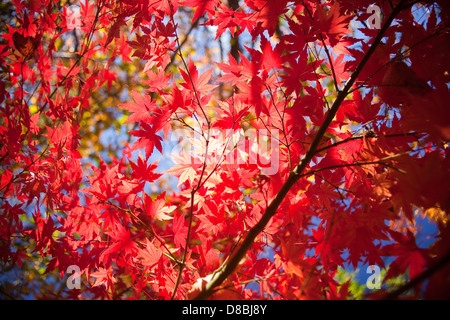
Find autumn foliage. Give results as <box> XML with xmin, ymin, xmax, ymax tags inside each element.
<box><xmin>1</xmin><ymin>0</ymin><xmax>449</xmax><ymax>300</ymax></box>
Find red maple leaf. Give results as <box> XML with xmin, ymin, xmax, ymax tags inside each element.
<box><xmin>382</xmin><ymin>230</ymin><xmax>430</xmax><ymax>280</ymax></box>
<box><xmin>164</xmin><ymin>153</ymin><xmax>202</xmax><ymax>187</ymax></box>
<box><xmin>91</xmin><ymin>267</ymin><xmax>117</xmax><ymax>288</ymax></box>
<box><xmin>195</xmin><ymin>234</ymin><xmax>220</xmax><ymax>270</ymax></box>
<box><xmin>325</xmin><ymin>53</ymin><xmax>349</xmax><ymax>87</ymax></box>
<box><xmin>280</xmin><ymin>52</ymin><xmax>318</xmax><ymax>96</ymax></box>
<box><xmin>180</xmin><ymin>58</ymin><xmax>217</xmax><ymax>95</ymax></box>
<box><xmin>172</xmin><ymin>212</ymin><xmax>188</xmax><ymax>249</ymax></box>
<box><xmin>100</xmin><ymin>224</ymin><xmax>138</xmax><ymax>266</ymax></box>
<box><xmin>182</xmin><ymin>0</ymin><xmax>218</xmax><ymax>22</ymax></box>
<box><xmin>213</xmin><ymin>96</ymin><xmax>250</xmax><ymax>130</ymax></box>
<box><xmin>315</xmin><ymin>2</ymin><xmax>352</xmax><ymax>48</ymax></box>
<box><xmin>260</xmin><ymin>37</ymin><xmax>282</xmax><ymax>71</ymax></box>
<box><xmin>245</xmin><ymin>0</ymin><xmax>289</xmax><ymax>35</ymax></box>
<box><xmin>139</xmin><ymin>239</ymin><xmax>162</xmax><ymax>270</ymax></box>
<box><xmin>144</xmin><ymin>192</ymin><xmax>176</xmax><ymax>221</ymax></box>
<box><xmin>129</xmin><ymin>122</ymin><xmax>163</xmax><ymax>159</ymax></box>
<box><xmin>144</xmin><ymin>68</ymin><xmax>171</xmax><ymax>93</ymax></box>
<box><xmin>120</xmin><ymin>90</ymin><xmax>156</xmax><ymax>124</ymax></box>
<box><xmin>129</xmin><ymin>152</ymin><xmax>162</xmax><ymax>182</ymax></box>
<box><xmin>216</xmin><ymin>52</ymin><xmax>243</xmax><ymax>86</ymax></box>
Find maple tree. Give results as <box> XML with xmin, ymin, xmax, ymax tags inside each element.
<box><xmin>1</xmin><ymin>0</ymin><xmax>449</xmax><ymax>300</ymax></box>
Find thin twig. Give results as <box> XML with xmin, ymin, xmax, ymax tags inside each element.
<box><xmin>168</xmin><ymin>2</ymin><xmax>213</xmax><ymax>299</ymax></box>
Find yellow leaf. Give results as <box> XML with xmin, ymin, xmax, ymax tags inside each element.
<box><xmin>425</xmin><ymin>206</ymin><xmax>448</xmax><ymax>225</ymax></box>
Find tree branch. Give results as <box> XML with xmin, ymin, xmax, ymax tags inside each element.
<box><xmin>314</xmin><ymin>131</ymin><xmax>423</xmax><ymax>155</ymax></box>
<box><xmin>193</xmin><ymin>1</ymin><xmax>407</xmax><ymax>300</ymax></box>
<box><xmin>382</xmin><ymin>251</ymin><xmax>450</xmax><ymax>300</ymax></box>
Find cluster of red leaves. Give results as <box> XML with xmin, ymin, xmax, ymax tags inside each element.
<box><xmin>1</xmin><ymin>0</ymin><xmax>449</xmax><ymax>300</ymax></box>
